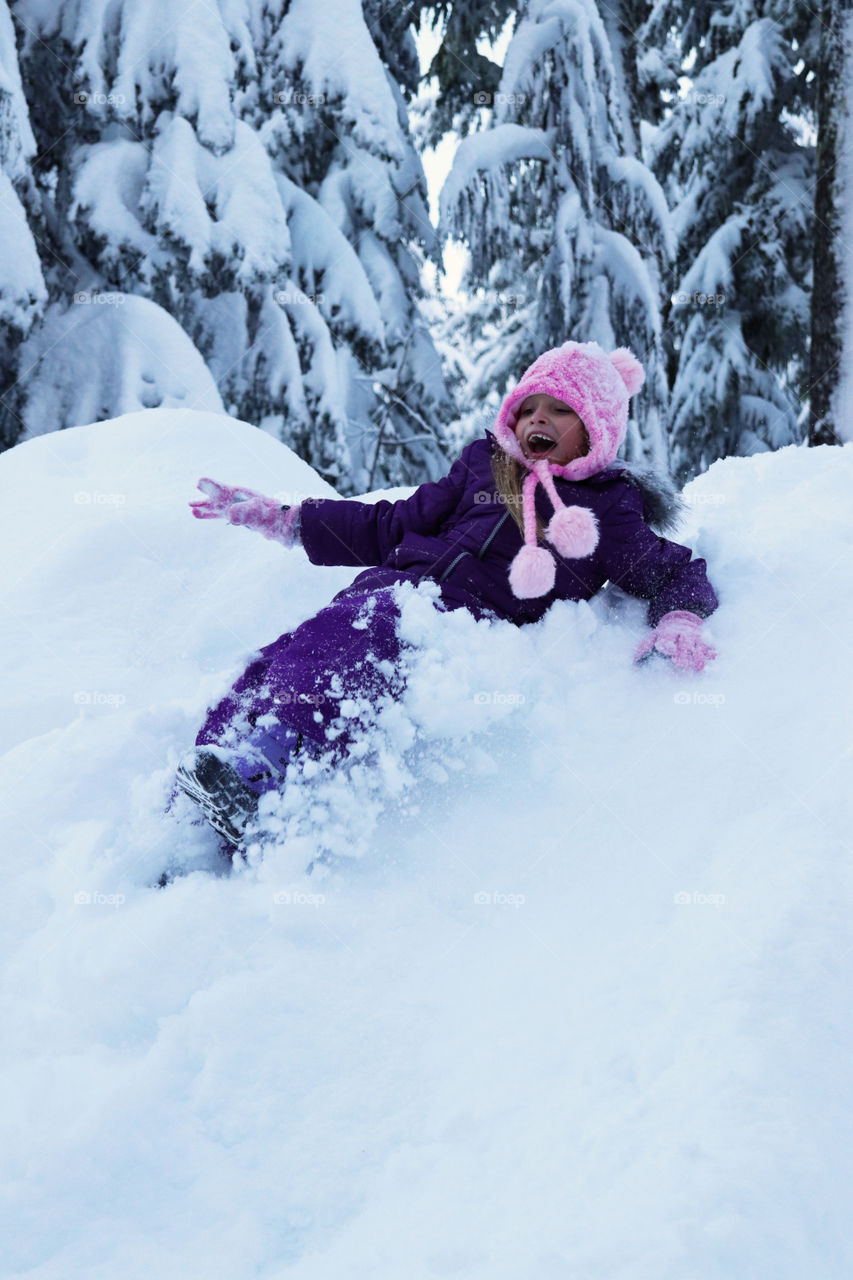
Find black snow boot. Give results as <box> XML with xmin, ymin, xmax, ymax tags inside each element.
<box><xmin>173</xmin><ymin>747</ymin><xmax>265</xmax><ymax>847</ymax></box>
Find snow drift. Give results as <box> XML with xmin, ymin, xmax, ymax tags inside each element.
<box><xmin>1</xmin><ymin>408</ymin><xmax>852</xmax><ymax>1278</ymax></box>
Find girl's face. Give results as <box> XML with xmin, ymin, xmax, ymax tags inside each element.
<box><xmin>513</xmin><ymin>394</ymin><xmax>589</xmax><ymax>465</ymax></box>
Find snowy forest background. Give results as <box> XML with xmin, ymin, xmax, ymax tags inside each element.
<box><xmin>0</xmin><ymin>0</ymin><xmax>849</xmax><ymax>493</ymax></box>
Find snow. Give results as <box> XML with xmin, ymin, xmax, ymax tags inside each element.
<box><xmin>719</xmin><ymin>19</ymin><xmax>786</xmax><ymax>133</ymax></box>
<box><xmin>0</xmin><ymin>169</ymin><xmax>47</xmax><ymax>328</ymax></box>
<box><xmin>274</xmin><ymin>0</ymin><xmax>408</xmax><ymax>161</ymax></box>
<box><xmin>276</xmin><ymin>172</ymin><xmax>384</xmax><ymax>343</ymax></box>
<box><xmin>499</xmin><ymin>14</ymin><xmax>567</xmax><ymax>91</ymax></box>
<box><xmin>69</xmin><ymin>139</ymin><xmax>158</xmax><ymax>262</ymax></box>
<box><xmin>596</xmin><ymin>226</ymin><xmax>664</xmax><ymax>326</ymax></box>
<box><xmin>500</xmin><ymin>0</ymin><xmax>611</xmax><ymax>104</ymax></box>
<box><xmin>0</xmin><ymin>1</ymin><xmax>36</xmax><ymax>180</ymax></box>
<box><xmin>142</xmin><ymin>115</ymin><xmax>290</xmax><ymax>285</ymax></box>
<box><xmin>21</xmin><ymin>0</ymin><xmax>245</xmax><ymax>151</ymax></box>
<box><xmin>676</xmin><ymin>214</ymin><xmax>748</xmax><ymax>298</ymax></box>
<box><xmin>604</xmin><ymin>153</ymin><xmax>676</xmax><ymax>258</ymax></box>
<box><xmin>2</xmin><ymin>408</ymin><xmax>853</xmax><ymax>1274</ymax></box>
<box><xmin>0</xmin><ymin>1</ymin><xmax>47</xmax><ymax>332</ymax></box>
<box><xmin>438</xmin><ymin>124</ymin><xmax>554</xmax><ymax>227</ymax></box>
<box><xmin>15</xmin><ymin>297</ymin><xmax>225</xmax><ymax>439</ymax></box>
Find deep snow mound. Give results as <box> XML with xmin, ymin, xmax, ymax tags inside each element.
<box><xmin>1</xmin><ymin>413</ymin><xmax>853</xmax><ymax>1279</ymax></box>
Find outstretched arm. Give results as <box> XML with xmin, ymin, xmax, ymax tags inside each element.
<box><xmin>595</xmin><ymin>481</ymin><xmax>718</xmax><ymax>671</ymax></box>
<box><xmin>188</xmin><ymin>441</ymin><xmax>477</xmax><ymax>567</ymax></box>
<box><xmin>297</xmin><ymin>444</ymin><xmax>476</xmax><ymax>568</ymax></box>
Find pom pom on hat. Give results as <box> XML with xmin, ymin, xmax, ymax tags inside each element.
<box><xmin>609</xmin><ymin>347</ymin><xmax>645</xmax><ymax>397</ymax></box>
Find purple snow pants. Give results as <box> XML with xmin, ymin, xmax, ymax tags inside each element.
<box><xmin>194</xmin><ymin>565</ymin><xmax>501</xmax><ymax>764</ymax></box>
<box><xmin>195</xmin><ymin>582</ymin><xmax>408</xmax><ymax>761</ymax></box>
<box><xmin>194</xmin><ymin>569</ymin><xmax>500</xmax><ymax>763</ymax></box>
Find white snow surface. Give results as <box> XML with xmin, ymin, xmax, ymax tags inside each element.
<box><xmin>2</xmin><ymin>408</ymin><xmax>853</xmax><ymax>1277</ymax></box>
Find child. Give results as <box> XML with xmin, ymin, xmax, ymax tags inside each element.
<box><xmin>174</xmin><ymin>341</ymin><xmax>718</xmax><ymax>846</ymax></box>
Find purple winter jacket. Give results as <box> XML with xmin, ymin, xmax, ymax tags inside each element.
<box><xmin>298</xmin><ymin>431</ymin><xmax>718</xmax><ymax>628</ymax></box>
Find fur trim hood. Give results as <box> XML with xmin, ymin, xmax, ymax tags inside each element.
<box><xmin>602</xmin><ymin>461</ymin><xmax>686</xmax><ymax>535</ymax></box>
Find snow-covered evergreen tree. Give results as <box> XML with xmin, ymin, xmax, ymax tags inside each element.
<box><xmin>421</xmin><ymin>0</ymin><xmax>514</xmax><ymax>147</ymax></box>
<box><xmin>7</xmin><ymin>0</ymin><xmax>453</xmax><ymax>491</ymax></box>
<box><xmin>0</xmin><ymin>0</ymin><xmax>46</xmax><ymax>446</ymax></box>
<box><xmin>436</xmin><ymin>0</ymin><xmax>673</xmax><ymax>471</ymax></box>
<box><xmin>641</xmin><ymin>0</ymin><xmax>816</xmax><ymax>480</ymax></box>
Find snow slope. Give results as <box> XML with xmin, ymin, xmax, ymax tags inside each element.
<box><xmin>1</xmin><ymin>409</ymin><xmax>852</xmax><ymax>1278</ymax></box>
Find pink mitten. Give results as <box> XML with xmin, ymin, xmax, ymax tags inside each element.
<box><xmin>634</xmin><ymin>610</ymin><xmax>717</xmax><ymax>673</ymax></box>
<box><xmin>226</xmin><ymin>495</ymin><xmax>301</xmax><ymax>548</ymax></box>
<box><xmin>189</xmin><ymin>478</ymin><xmax>301</xmax><ymax>548</ymax></box>
<box><xmin>189</xmin><ymin>477</ymin><xmax>265</xmax><ymax>519</ymax></box>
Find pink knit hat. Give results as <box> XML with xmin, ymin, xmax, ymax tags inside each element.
<box><xmin>492</xmin><ymin>340</ymin><xmax>646</xmax><ymax>598</ymax></box>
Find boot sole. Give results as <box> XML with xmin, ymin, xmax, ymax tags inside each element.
<box><xmin>174</xmin><ymin>751</ymin><xmax>261</xmax><ymax>847</ymax></box>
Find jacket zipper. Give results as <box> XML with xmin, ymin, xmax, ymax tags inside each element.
<box><xmin>477</xmin><ymin>510</ymin><xmax>510</xmax><ymax>559</ymax></box>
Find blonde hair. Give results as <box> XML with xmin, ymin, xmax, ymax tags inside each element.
<box><xmin>490</xmin><ymin>449</ymin><xmax>545</xmax><ymax>541</ymax></box>
<box><xmin>490</xmin><ymin>426</ymin><xmax>590</xmax><ymax>543</ymax></box>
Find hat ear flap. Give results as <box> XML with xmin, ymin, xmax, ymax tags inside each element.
<box><xmin>609</xmin><ymin>348</ymin><xmax>645</xmax><ymax>397</ymax></box>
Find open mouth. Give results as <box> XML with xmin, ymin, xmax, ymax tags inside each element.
<box><xmin>525</xmin><ymin>431</ymin><xmax>557</xmax><ymax>456</ymax></box>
